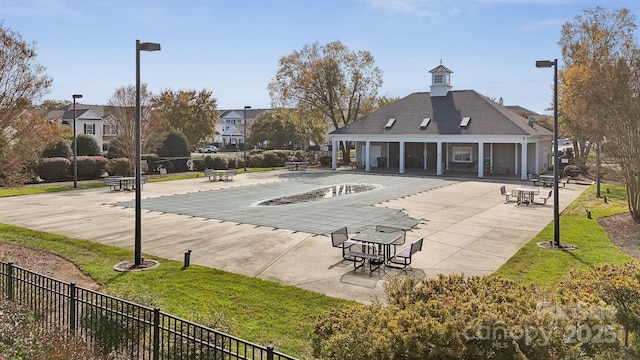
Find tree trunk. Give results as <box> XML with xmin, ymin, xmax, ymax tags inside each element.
<box><xmin>626</xmin><ymin>173</ymin><xmax>640</xmax><ymax>224</ymax></box>
<box><xmin>340</xmin><ymin>141</ymin><xmax>351</xmax><ymax>164</ymax></box>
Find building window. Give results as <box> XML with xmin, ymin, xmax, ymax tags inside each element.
<box><xmin>84</xmin><ymin>124</ymin><xmax>95</xmax><ymax>135</ymax></box>
<box><xmin>434</xmin><ymin>74</ymin><xmax>443</xmax><ymax>84</ymax></box>
<box><xmin>103</xmin><ymin>124</ymin><xmax>119</xmax><ymax>135</ymax></box>
<box><xmin>452</xmin><ymin>146</ymin><xmax>472</xmax><ymax>163</ymax></box>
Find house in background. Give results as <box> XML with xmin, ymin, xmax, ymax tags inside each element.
<box><xmin>47</xmin><ymin>105</ymin><xmax>105</xmax><ymax>152</ymax></box>
<box><xmin>329</xmin><ymin>64</ymin><xmax>553</xmax><ymax>180</ymax></box>
<box><xmin>217</xmin><ymin>108</ymin><xmax>270</xmax><ymax>148</ymax></box>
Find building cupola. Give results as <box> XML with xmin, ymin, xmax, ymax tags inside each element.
<box><xmin>429</xmin><ymin>63</ymin><xmax>453</xmax><ymax>97</ymax></box>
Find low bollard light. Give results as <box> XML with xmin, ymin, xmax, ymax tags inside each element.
<box><xmin>184</xmin><ymin>249</ymin><xmax>192</xmax><ymax>268</ymax></box>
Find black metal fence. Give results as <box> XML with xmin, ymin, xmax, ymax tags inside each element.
<box><xmin>0</xmin><ymin>261</ymin><xmax>298</xmax><ymax>360</ymax></box>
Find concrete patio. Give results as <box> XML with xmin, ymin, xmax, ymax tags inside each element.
<box><xmin>0</xmin><ymin>169</ymin><xmax>586</xmax><ymax>303</ymax></box>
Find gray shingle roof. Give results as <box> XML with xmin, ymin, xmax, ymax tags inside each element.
<box><xmin>331</xmin><ymin>90</ymin><xmax>551</xmax><ymax>137</ymax></box>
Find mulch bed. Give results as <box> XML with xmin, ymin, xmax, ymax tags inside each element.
<box><xmin>599</xmin><ymin>212</ymin><xmax>640</xmax><ymax>261</ymax></box>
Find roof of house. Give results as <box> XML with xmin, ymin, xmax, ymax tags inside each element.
<box><xmin>331</xmin><ymin>90</ymin><xmax>552</xmax><ymax>137</ymax></box>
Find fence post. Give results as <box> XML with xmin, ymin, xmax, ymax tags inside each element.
<box><xmin>267</xmin><ymin>344</ymin><xmax>274</xmax><ymax>360</ymax></box>
<box><xmin>153</xmin><ymin>308</ymin><xmax>160</xmax><ymax>360</ymax></box>
<box><xmin>69</xmin><ymin>283</ymin><xmax>76</xmax><ymax>332</ymax></box>
<box><xmin>6</xmin><ymin>262</ymin><xmax>13</xmax><ymax>301</ymax></box>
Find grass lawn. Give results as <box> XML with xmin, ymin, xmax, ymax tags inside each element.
<box><xmin>495</xmin><ymin>183</ymin><xmax>635</xmax><ymax>286</ymax></box>
<box><xmin>0</xmin><ymin>168</ymin><xmax>283</xmax><ymax>197</ymax></box>
<box><xmin>0</xmin><ymin>224</ymin><xmax>351</xmax><ymax>357</ymax></box>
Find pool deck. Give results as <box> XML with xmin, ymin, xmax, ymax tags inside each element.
<box><xmin>0</xmin><ymin>169</ymin><xmax>586</xmax><ymax>303</ymax></box>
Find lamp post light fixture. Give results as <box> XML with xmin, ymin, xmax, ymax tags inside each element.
<box><xmin>243</xmin><ymin>105</ymin><xmax>251</xmax><ymax>171</ymax></box>
<box><xmin>536</xmin><ymin>59</ymin><xmax>560</xmax><ymax>247</ymax></box>
<box><xmin>135</xmin><ymin>40</ymin><xmax>161</xmax><ymax>267</ymax></box>
<box><xmin>72</xmin><ymin>94</ymin><xmax>82</xmax><ymax>188</ymax></box>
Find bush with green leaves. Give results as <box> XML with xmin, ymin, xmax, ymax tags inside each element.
<box><xmin>262</xmin><ymin>152</ymin><xmax>281</xmax><ymax>168</ymax></box>
<box><xmin>210</xmin><ymin>156</ymin><xmax>227</xmax><ymax>169</ymax></box>
<box><xmin>192</xmin><ymin>158</ymin><xmax>206</xmax><ymax>171</ymax></box>
<box><xmin>105</xmin><ymin>158</ymin><xmax>132</xmax><ymax>176</ymax></box>
<box><xmin>319</xmin><ymin>155</ymin><xmax>332</xmax><ymax>166</ymax></box>
<box><xmin>75</xmin><ymin>156</ymin><xmax>109</xmax><ymax>179</ymax></box>
<box><xmin>564</xmin><ymin>164</ymin><xmax>582</xmax><ymax>177</ymax></box>
<box><xmin>42</xmin><ymin>139</ymin><xmax>72</xmax><ymax>158</ymax></box>
<box><xmin>312</xmin><ymin>273</ymin><xmax>628</xmax><ymax>359</ymax></box>
<box><xmin>157</xmin><ymin>129</ymin><xmax>190</xmax><ymax>157</ymax></box>
<box><xmin>73</xmin><ymin>134</ymin><xmax>101</xmax><ymax>156</ymax></box>
<box><xmin>227</xmin><ymin>157</ymin><xmax>238</xmax><ymax>169</ymax></box>
<box><xmin>37</xmin><ymin>157</ymin><xmax>71</xmax><ymax>181</ymax></box>
<box><xmin>106</xmin><ymin>136</ymin><xmax>127</xmax><ymax>159</ymax></box>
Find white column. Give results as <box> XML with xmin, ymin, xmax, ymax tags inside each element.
<box><xmin>521</xmin><ymin>138</ymin><xmax>528</xmax><ymax>180</ymax></box>
<box><xmin>436</xmin><ymin>141</ymin><xmax>443</xmax><ymax>176</ymax></box>
<box><xmin>513</xmin><ymin>143</ymin><xmax>519</xmax><ymax>175</ymax></box>
<box><xmin>331</xmin><ymin>139</ymin><xmax>337</xmax><ymax>170</ymax></box>
<box><xmin>478</xmin><ymin>142</ymin><xmax>484</xmax><ymax>178</ymax></box>
<box><xmin>365</xmin><ymin>141</ymin><xmax>371</xmax><ymax>172</ymax></box>
<box><xmin>534</xmin><ymin>140</ymin><xmax>540</xmax><ymax>175</ymax></box>
<box><xmin>399</xmin><ymin>141</ymin><xmax>405</xmax><ymax>174</ymax></box>
<box><xmin>423</xmin><ymin>142</ymin><xmax>427</xmax><ymax>170</ymax></box>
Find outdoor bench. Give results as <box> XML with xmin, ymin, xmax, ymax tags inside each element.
<box><xmin>448</xmin><ymin>161</ymin><xmax>477</xmax><ymax>172</ymax></box>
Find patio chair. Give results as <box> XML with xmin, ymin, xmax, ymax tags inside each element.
<box><xmin>537</xmin><ymin>190</ymin><xmax>553</xmax><ymax>205</ymax></box>
<box><xmin>500</xmin><ymin>185</ymin><xmax>512</xmax><ymax>202</ymax></box>
<box><xmin>331</xmin><ymin>227</ymin><xmax>358</xmax><ymax>261</ymax></box>
<box><xmin>375</xmin><ymin>225</ymin><xmax>406</xmax><ymax>257</ymax></box>
<box><xmin>388</xmin><ymin>238</ymin><xmax>423</xmax><ymax>270</ymax></box>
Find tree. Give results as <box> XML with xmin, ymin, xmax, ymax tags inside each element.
<box><xmin>558</xmin><ymin>6</ymin><xmax>637</xmax><ymax>166</ymax></box>
<box><xmin>268</xmin><ymin>40</ymin><xmax>383</xmax><ymax>163</ymax></box>
<box><xmin>157</xmin><ymin>129</ymin><xmax>190</xmax><ymax>157</ymax></box>
<box><xmin>559</xmin><ymin>6</ymin><xmax>640</xmax><ymax>222</ymax></box>
<box><xmin>152</xmin><ymin>89</ymin><xmax>218</xmax><ymax>147</ymax></box>
<box><xmin>104</xmin><ymin>84</ymin><xmax>167</xmax><ymax>173</ymax></box>
<box><xmin>72</xmin><ymin>134</ymin><xmax>101</xmax><ymax>156</ymax></box>
<box><xmin>247</xmin><ymin>110</ymin><xmax>298</xmax><ymax>149</ymax></box>
<box><xmin>0</xmin><ymin>23</ymin><xmax>59</xmax><ymax>187</ymax></box>
<box><xmin>596</xmin><ymin>53</ymin><xmax>640</xmax><ymax>222</ymax></box>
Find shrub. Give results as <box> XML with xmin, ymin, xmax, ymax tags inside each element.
<box><xmin>42</xmin><ymin>139</ymin><xmax>72</xmax><ymax>158</ymax></box>
<box><xmin>106</xmin><ymin>136</ymin><xmax>127</xmax><ymax>159</ymax></box>
<box><xmin>306</xmin><ymin>145</ymin><xmax>320</xmax><ymax>151</ymax></box>
<box><xmin>73</xmin><ymin>134</ymin><xmax>101</xmax><ymax>156</ymax></box>
<box><xmin>157</xmin><ymin>129</ymin><xmax>190</xmax><ymax>157</ymax></box>
<box><xmin>210</xmin><ymin>156</ymin><xmax>227</xmax><ymax>169</ymax></box>
<box><xmin>227</xmin><ymin>157</ymin><xmax>238</xmax><ymax>169</ymax></box>
<box><xmin>225</xmin><ymin>143</ymin><xmax>238</xmax><ymax>150</ymax></box>
<box><xmin>262</xmin><ymin>152</ymin><xmax>281</xmax><ymax>168</ymax></box>
<box><xmin>143</xmin><ymin>154</ymin><xmax>160</xmax><ymax>174</ymax></box>
<box><xmin>76</xmin><ymin>156</ymin><xmax>109</xmax><ymax>179</ymax></box>
<box><xmin>203</xmin><ymin>156</ymin><xmax>216</xmax><ymax>169</ymax></box>
<box><xmin>106</xmin><ymin>158</ymin><xmax>132</xmax><ymax>176</ymax></box>
<box><xmin>319</xmin><ymin>155</ymin><xmax>332</xmax><ymax>166</ymax></box>
<box><xmin>38</xmin><ymin>157</ymin><xmax>71</xmax><ymax>181</ymax></box>
<box><xmin>192</xmin><ymin>158</ymin><xmax>206</xmax><ymax>171</ymax></box>
<box><xmin>564</xmin><ymin>164</ymin><xmax>582</xmax><ymax>177</ymax></box>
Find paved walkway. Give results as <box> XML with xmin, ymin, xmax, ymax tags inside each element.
<box><xmin>0</xmin><ymin>170</ymin><xmax>586</xmax><ymax>303</ymax></box>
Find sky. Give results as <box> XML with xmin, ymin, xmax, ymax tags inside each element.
<box><xmin>2</xmin><ymin>0</ymin><xmax>640</xmax><ymax>115</ymax></box>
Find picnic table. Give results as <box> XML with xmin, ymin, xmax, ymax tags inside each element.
<box><xmin>204</xmin><ymin>169</ymin><xmax>237</xmax><ymax>182</ymax></box>
<box><xmin>284</xmin><ymin>161</ymin><xmax>309</xmax><ymax>171</ymax></box>
<box><xmin>349</xmin><ymin>229</ymin><xmax>402</xmax><ymax>271</ymax></box>
<box><xmin>513</xmin><ymin>187</ymin><xmax>539</xmax><ymax>206</ymax></box>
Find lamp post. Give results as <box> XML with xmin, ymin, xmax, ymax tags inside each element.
<box><xmin>536</xmin><ymin>59</ymin><xmax>560</xmax><ymax>247</ymax></box>
<box><xmin>135</xmin><ymin>40</ymin><xmax>161</xmax><ymax>266</ymax></box>
<box><xmin>243</xmin><ymin>105</ymin><xmax>251</xmax><ymax>171</ymax></box>
<box><xmin>72</xmin><ymin>94</ymin><xmax>82</xmax><ymax>188</ymax></box>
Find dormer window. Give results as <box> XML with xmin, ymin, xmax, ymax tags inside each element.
<box><xmin>434</xmin><ymin>74</ymin><xmax>443</xmax><ymax>84</ymax></box>
<box><xmin>420</xmin><ymin>117</ymin><xmax>431</xmax><ymax>130</ymax></box>
<box><xmin>384</xmin><ymin>118</ymin><xmax>396</xmax><ymax>129</ymax></box>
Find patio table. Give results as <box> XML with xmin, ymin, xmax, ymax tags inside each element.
<box><xmin>513</xmin><ymin>187</ymin><xmax>539</xmax><ymax>206</ymax></box>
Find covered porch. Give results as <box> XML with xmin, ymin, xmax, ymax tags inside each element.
<box><xmin>330</xmin><ymin>136</ymin><xmax>552</xmax><ymax>181</ymax></box>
